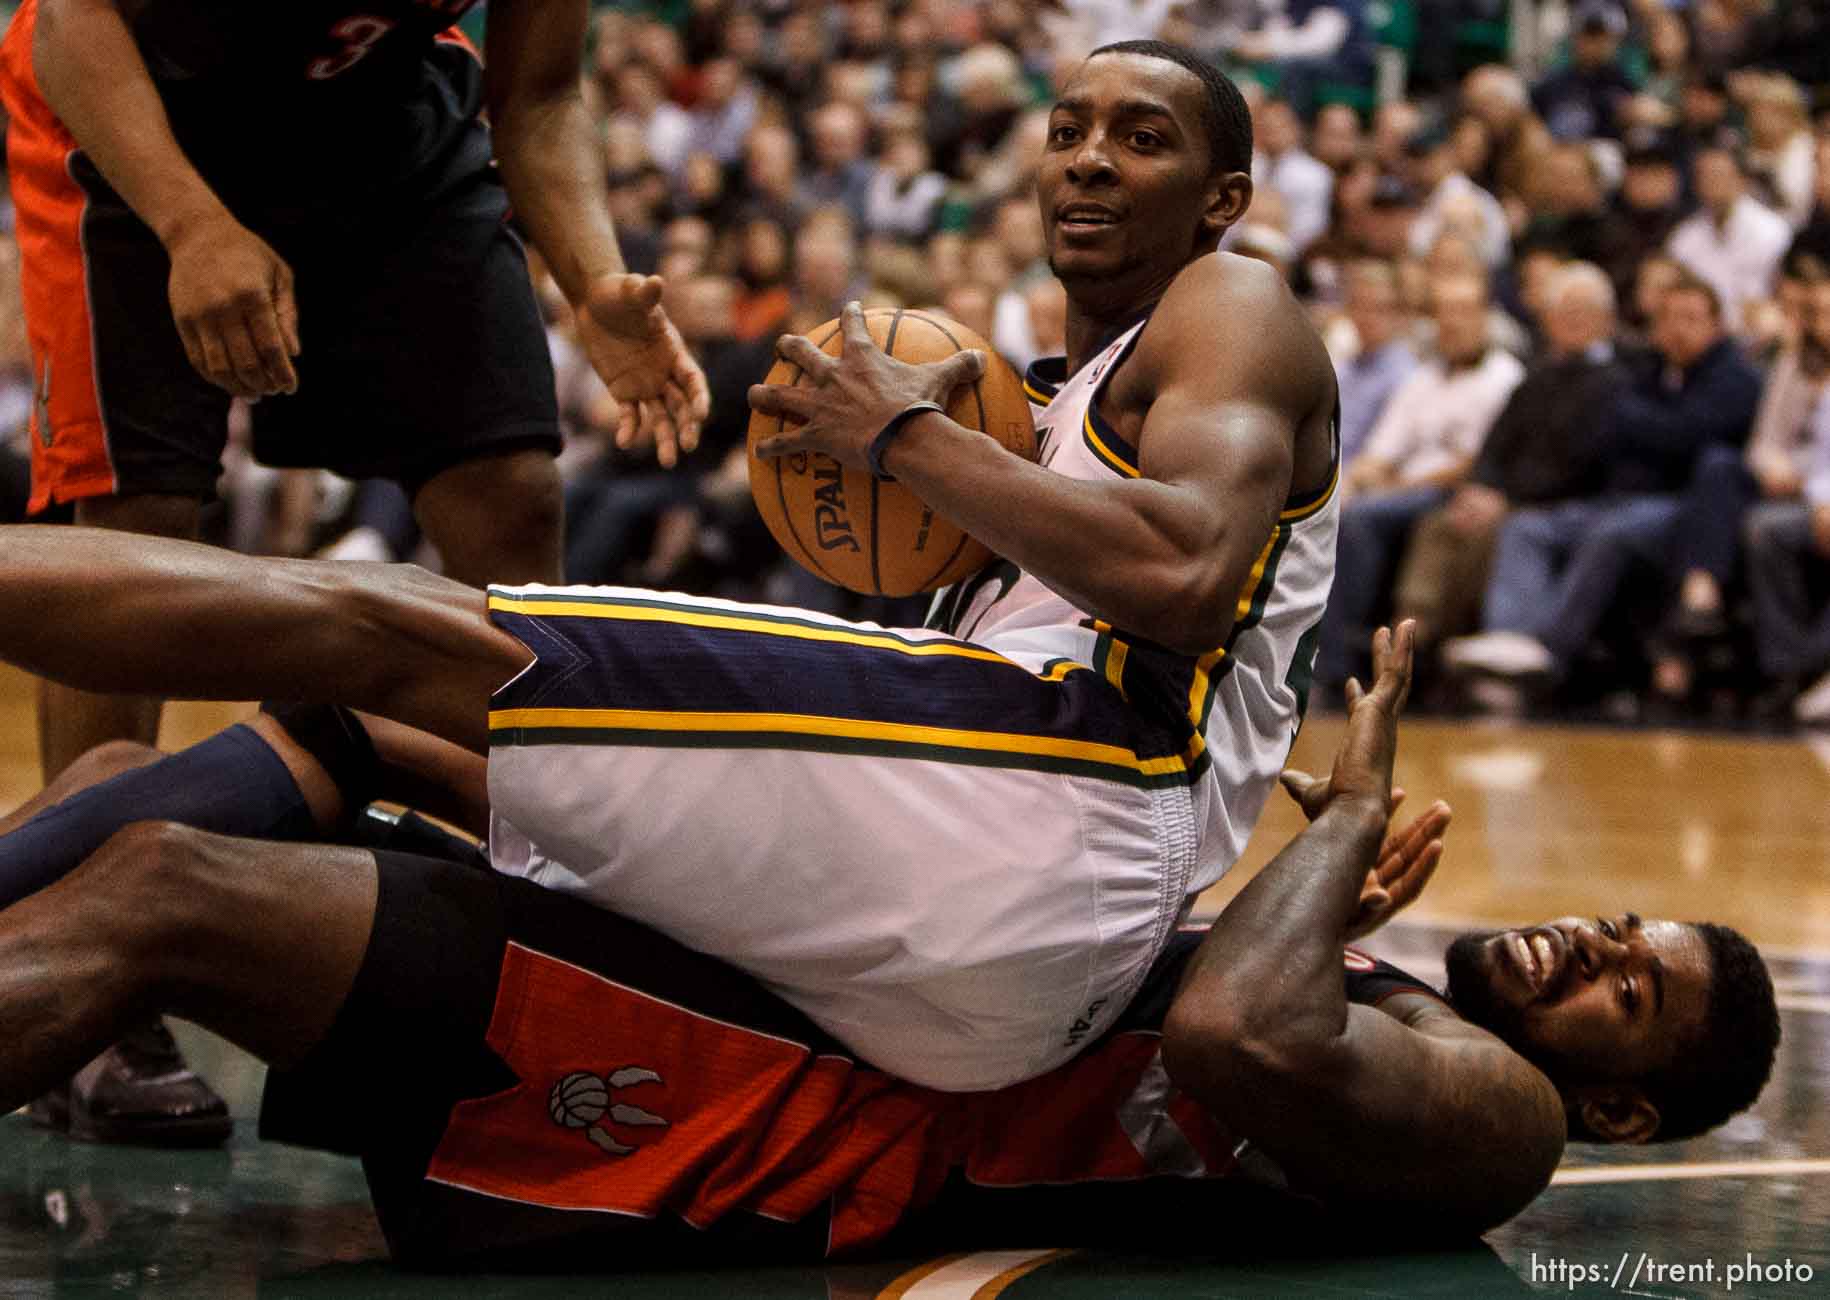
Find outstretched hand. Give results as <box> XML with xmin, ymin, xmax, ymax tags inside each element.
<box><xmin>577</xmin><ymin>273</ymin><xmax>712</xmax><ymax>469</ymax></box>
<box><xmin>1278</xmin><ymin>622</ymin><xmax>1440</xmax><ymax>938</ymax></box>
<box><xmin>748</xmin><ymin>301</ymin><xmax>986</xmax><ymax>473</ymax></box>
<box><xmin>1278</xmin><ymin>620</ymin><xmax>1414</xmax><ymax>820</ymax></box>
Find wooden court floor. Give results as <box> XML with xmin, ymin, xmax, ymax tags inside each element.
<box><xmin>0</xmin><ymin>665</ymin><xmax>1826</xmax><ymax>1296</ymax></box>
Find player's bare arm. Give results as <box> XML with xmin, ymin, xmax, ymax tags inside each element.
<box><xmin>0</xmin><ymin>525</ymin><xmax>528</xmax><ymax>754</ymax></box>
<box><xmin>34</xmin><ymin>0</ymin><xmax>298</xmax><ymax>398</ymax></box>
<box><xmin>751</xmin><ymin>259</ymin><xmax>1330</xmax><ymax>655</ymax></box>
<box><xmin>1161</xmin><ymin>624</ymin><xmax>1567</xmax><ymax>1231</ymax></box>
<box><xmin>484</xmin><ymin>0</ymin><xmax>709</xmax><ymax>466</ymax></box>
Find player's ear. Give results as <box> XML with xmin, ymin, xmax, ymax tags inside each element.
<box><xmin>1570</xmin><ymin>1086</ymin><xmax>1660</xmax><ymax>1144</ymax></box>
<box><xmin>1204</xmin><ymin>171</ymin><xmax>1253</xmax><ymax>240</ymax></box>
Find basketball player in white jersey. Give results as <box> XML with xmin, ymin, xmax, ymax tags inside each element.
<box><xmin>0</xmin><ymin>42</ymin><xmax>1337</xmax><ymax>1093</ymax></box>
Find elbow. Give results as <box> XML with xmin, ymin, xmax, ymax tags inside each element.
<box><xmin>1138</xmin><ymin>564</ymin><xmax>1235</xmax><ymax>655</ymax></box>
<box><xmin>1161</xmin><ymin>1000</ymin><xmax>1336</xmax><ymax>1105</ymax></box>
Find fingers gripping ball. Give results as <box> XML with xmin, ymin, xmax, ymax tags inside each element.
<box><xmin>549</xmin><ymin>1071</ymin><xmax>609</xmax><ymax>1128</ymax></box>
<box><xmin>748</xmin><ymin>310</ymin><xmax>1036</xmax><ymax>595</ymax></box>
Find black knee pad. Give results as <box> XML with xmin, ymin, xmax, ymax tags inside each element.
<box><xmin>259</xmin><ymin>702</ymin><xmax>382</xmax><ymax>811</ymax></box>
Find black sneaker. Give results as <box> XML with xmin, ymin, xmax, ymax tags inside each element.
<box><xmin>28</xmin><ymin>1020</ymin><xmax>232</xmax><ymax>1147</ymax></box>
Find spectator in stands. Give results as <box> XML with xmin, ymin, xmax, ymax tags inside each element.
<box><xmin>741</xmin><ymin>123</ymin><xmax>807</xmax><ymax>230</ymax></box>
<box><xmin>1532</xmin><ymin>0</ymin><xmax>1636</xmax><ymax>141</ymax></box>
<box><xmin>1231</xmin><ymin>0</ymin><xmax>1377</xmax><ymax>114</ymax></box>
<box><xmin>787</xmin><ymin>208</ymin><xmax>862</xmax><ymax>334</ymax></box>
<box><xmin>1371</xmin><ymin>99</ymin><xmax>1422</xmax><ymax>172</ymax></box>
<box><xmin>685</xmin><ymin>56</ymin><xmax>760</xmax><ymax>167</ymax></box>
<box><xmin>1310</xmin><ymin>103</ymin><xmax>1364</xmax><ymax>172</ymax></box>
<box><xmin>1253</xmin><ymin>98</ymin><xmax>1335</xmax><ymax>253</ymax></box>
<box><xmin>1297</xmin><ymin>158</ymin><xmax>1383</xmax><ymax>302</ymax></box>
<box><xmin>802</xmin><ymin>100</ymin><xmax>878</xmax><ymax>229</ymax></box>
<box><xmin>1597</xmin><ymin>129</ymin><xmax>1689</xmax><ymax>304</ymax></box>
<box><xmin>1394</xmin><ymin>262</ymin><xmax>1629</xmax><ymax>660</ymax></box>
<box><xmin>1317</xmin><ymin>272</ymin><xmax>1525</xmax><ymax>691</ymax></box>
<box><xmin>1407</xmin><ymin>123</ymin><xmax>1511</xmax><ymax>267</ymax></box>
<box><xmin>731</xmin><ymin>215</ymin><xmax>793</xmax><ymax>343</ymax></box>
<box><xmin>1334</xmin><ymin>260</ymin><xmax>1420</xmax><ymax>464</ymax></box>
<box><xmin>1656</xmin><ymin>263</ymin><xmax>1830</xmax><ymax>701</ymax></box>
<box><xmin>1739</xmin><ymin>73</ymin><xmax>1817</xmax><ymax>229</ymax></box>
<box><xmin>1521</xmin><ymin>143</ymin><xmax>1613</xmax><ymax>270</ymax></box>
<box><xmin>862</xmin><ymin>120</ymin><xmax>948</xmax><ymax>243</ymax></box>
<box><xmin>1792</xmin><ymin>137</ymin><xmax>1830</xmax><ymax>266</ymax></box>
<box><xmin>1677</xmin><ymin>72</ymin><xmax>1735</xmax><ymax>165</ymax></box>
<box><xmin>1744</xmin><ymin>306</ymin><xmax>1830</xmax><ymax>720</ymax></box>
<box><xmin>756</xmin><ymin>8</ymin><xmax>828</xmax><ymax>122</ymax></box>
<box><xmin>1460</xmin><ymin>64</ymin><xmax>1552</xmax><ymax>201</ymax></box>
<box><xmin>613</xmin><ymin>60</ymin><xmax>694</xmax><ymax>181</ymax></box>
<box><xmin>1445</xmin><ymin>273</ymin><xmax>1761</xmax><ymax>694</ymax></box>
<box><xmin>1668</xmin><ymin>144</ymin><xmax>1793</xmax><ymax>333</ymax></box>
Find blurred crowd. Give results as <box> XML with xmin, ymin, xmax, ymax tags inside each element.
<box><xmin>0</xmin><ymin>0</ymin><xmax>1828</xmax><ymax>724</ymax></box>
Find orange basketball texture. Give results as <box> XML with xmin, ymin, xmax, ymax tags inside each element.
<box><xmin>747</xmin><ymin>310</ymin><xmax>1036</xmax><ymax>596</ymax></box>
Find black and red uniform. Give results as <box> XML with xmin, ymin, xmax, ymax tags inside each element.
<box><xmin>0</xmin><ymin>0</ymin><xmax>558</xmax><ymax>510</ymax></box>
<box><xmin>264</xmin><ymin>820</ymin><xmax>1450</xmax><ymax>1268</ymax></box>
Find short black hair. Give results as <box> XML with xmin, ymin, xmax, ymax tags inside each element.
<box><xmin>1085</xmin><ymin>40</ymin><xmax>1253</xmax><ymax>177</ymax></box>
<box><xmin>1640</xmin><ymin>923</ymin><xmax>1780</xmax><ymax>1142</ymax></box>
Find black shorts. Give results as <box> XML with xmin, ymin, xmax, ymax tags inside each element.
<box><xmin>7</xmin><ymin>39</ymin><xmax>558</xmax><ymax>509</ymax></box>
<box><xmin>259</xmin><ymin>817</ymin><xmax>1321</xmax><ymax>1269</ymax></box>
<box><xmin>259</xmin><ymin>823</ymin><xmax>839</xmax><ymax>1270</ymax></box>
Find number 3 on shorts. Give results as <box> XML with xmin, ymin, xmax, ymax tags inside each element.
<box><xmin>307</xmin><ymin>15</ymin><xmax>396</xmax><ymax>80</ymax></box>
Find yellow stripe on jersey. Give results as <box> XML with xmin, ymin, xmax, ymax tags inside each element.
<box><xmin>1023</xmin><ymin>380</ymin><xmax>1055</xmax><ymax>407</ymax></box>
<box><xmin>1233</xmin><ymin>526</ymin><xmax>1284</xmax><ymax>624</ymax></box>
<box><xmin>1103</xmin><ymin>636</ymin><xmax>1130</xmax><ymax>700</ymax></box>
<box><xmin>1082</xmin><ymin>413</ymin><xmax>1142</xmax><ymax>478</ymax></box>
<box><xmin>487</xmin><ymin>594</ymin><xmax>1015</xmax><ymax>667</ymax></box>
<box><xmin>1181</xmin><ymin>647</ymin><xmax>1227</xmax><ymax>765</ymax></box>
<box><xmin>1280</xmin><ymin>461</ymin><xmax>1340</xmax><ymax>522</ymax></box>
<box><xmin>488</xmin><ymin>706</ymin><xmax>1190</xmax><ymax>779</ymax></box>
<box><xmin>1040</xmin><ymin>658</ymin><xmax>1089</xmax><ymax>682</ymax></box>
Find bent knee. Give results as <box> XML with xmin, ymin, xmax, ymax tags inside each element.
<box><xmin>64</xmin><ymin>739</ymin><xmax>162</xmax><ymax>788</ymax></box>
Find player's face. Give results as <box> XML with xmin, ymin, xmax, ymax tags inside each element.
<box><xmin>1444</xmin><ymin>914</ymin><xmax>1711</xmax><ymax>1088</ymax></box>
<box><xmin>1038</xmin><ymin>55</ymin><xmax>1241</xmax><ymax>296</ymax></box>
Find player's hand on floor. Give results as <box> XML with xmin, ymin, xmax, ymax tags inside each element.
<box><xmin>578</xmin><ymin>273</ymin><xmax>711</xmax><ymax>469</ymax></box>
<box><xmin>166</xmin><ymin>213</ymin><xmax>300</xmax><ymax>400</ymax></box>
<box><xmin>749</xmin><ymin>301</ymin><xmax>985</xmax><ymax>472</ymax></box>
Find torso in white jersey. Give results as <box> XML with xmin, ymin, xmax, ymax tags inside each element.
<box><xmin>928</xmin><ymin>314</ymin><xmax>1340</xmax><ymax>893</ymax></box>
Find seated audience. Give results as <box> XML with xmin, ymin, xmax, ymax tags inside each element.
<box><xmin>1446</xmin><ymin>273</ymin><xmax>1761</xmax><ymax>700</ymax></box>
<box><xmin>1318</xmin><ymin>272</ymin><xmax>1524</xmax><ymax>691</ymax></box>
<box><xmin>1395</xmin><ymin>262</ymin><xmax>1630</xmax><ymax>660</ymax></box>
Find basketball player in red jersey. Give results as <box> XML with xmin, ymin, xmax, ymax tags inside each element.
<box><xmin>0</xmin><ymin>620</ymin><xmax>1777</xmax><ymax>1263</ymax></box>
<box><xmin>0</xmin><ymin>0</ymin><xmax>708</xmax><ymax>1139</ymax></box>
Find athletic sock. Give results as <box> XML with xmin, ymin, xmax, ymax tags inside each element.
<box><xmin>0</xmin><ymin>723</ymin><xmax>319</xmax><ymax>910</ymax></box>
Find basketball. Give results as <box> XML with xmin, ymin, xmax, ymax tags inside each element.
<box><xmin>747</xmin><ymin>310</ymin><xmax>1036</xmax><ymax>596</ymax></box>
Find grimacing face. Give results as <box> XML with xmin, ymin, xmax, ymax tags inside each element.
<box><xmin>1037</xmin><ymin>53</ymin><xmax>1239</xmax><ymax>297</ymax></box>
<box><xmin>1444</xmin><ymin>915</ymin><xmax>1711</xmax><ymax>1106</ymax></box>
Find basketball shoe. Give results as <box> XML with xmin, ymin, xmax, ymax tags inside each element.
<box><xmin>28</xmin><ymin>1019</ymin><xmax>232</xmax><ymax>1146</ymax></box>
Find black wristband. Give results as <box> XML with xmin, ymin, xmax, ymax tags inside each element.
<box><xmin>867</xmin><ymin>401</ymin><xmax>945</xmax><ymax>481</ymax></box>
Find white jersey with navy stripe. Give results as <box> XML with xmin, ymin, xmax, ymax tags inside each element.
<box><xmin>929</xmin><ymin>318</ymin><xmax>1340</xmax><ymax>892</ymax></box>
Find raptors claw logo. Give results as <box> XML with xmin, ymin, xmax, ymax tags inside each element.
<box><xmin>548</xmin><ymin>1066</ymin><xmax>669</xmax><ymax>1156</ymax></box>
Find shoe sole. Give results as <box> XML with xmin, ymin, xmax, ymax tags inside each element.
<box><xmin>28</xmin><ymin>1090</ymin><xmax>232</xmax><ymax>1147</ymax></box>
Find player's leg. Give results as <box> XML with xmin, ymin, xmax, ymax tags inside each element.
<box><xmin>0</xmin><ymin>527</ymin><xmax>529</xmax><ymax>753</ymax></box>
<box><xmin>412</xmin><ymin>445</ymin><xmax>565</xmax><ymax>587</ymax></box>
<box><xmin>0</xmin><ymin>738</ymin><xmax>160</xmax><ymax>838</ymax></box>
<box><xmin>257</xmin><ymin>117</ymin><xmax>565</xmax><ymax>590</ymax></box>
<box><xmin>0</xmin><ymin>821</ymin><xmax>377</xmax><ymax>1117</ymax></box>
